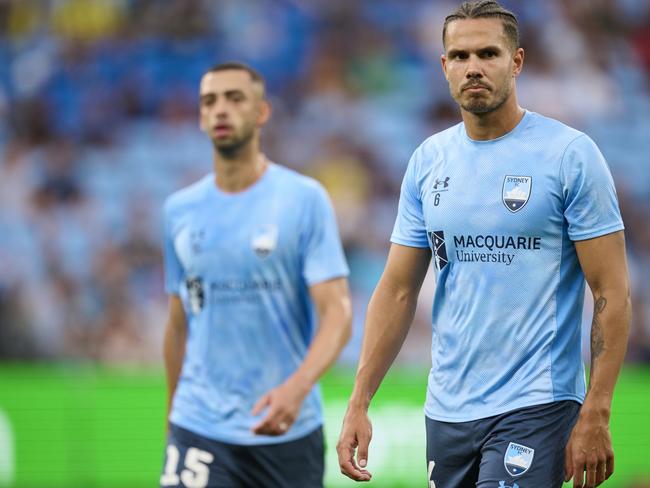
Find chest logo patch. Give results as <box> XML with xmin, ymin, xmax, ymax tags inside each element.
<box><xmin>429</xmin><ymin>230</ymin><xmax>448</xmax><ymax>271</ymax></box>
<box><xmin>190</xmin><ymin>228</ymin><xmax>206</xmax><ymax>254</ymax></box>
<box><xmin>251</xmin><ymin>224</ymin><xmax>278</xmax><ymax>259</ymax></box>
<box><xmin>186</xmin><ymin>276</ymin><xmax>204</xmax><ymax>314</ymax></box>
<box><xmin>502</xmin><ymin>175</ymin><xmax>532</xmax><ymax>212</ymax></box>
<box><xmin>432</xmin><ymin>176</ymin><xmax>450</xmax><ymax>192</ymax></box>
<box><xmin>503</xmin><ymin>442</ymin><xmax>534</xmax><ymax>477</ymax></box>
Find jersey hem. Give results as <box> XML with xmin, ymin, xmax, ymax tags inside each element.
<box><xmin>169</xmin><ymin>416</ymin><xmax>323</xmax><ymax>446</ymax></box>
<box><xmin>569</xmin><ymin>222</ymin><xmax>624</xmax><ymax>241</ymax></box>
<box><xmin>423</xmin><ymin>394</ymin><xmax>584</xmax><ymax>423</ymax></box>
<box><xmin>305</xmin><ymin>270</ymin><xmax>350</xmax><ymax>286</ymax></box>
<box><xmin>390</xmin><ymin>236</ymin><xmax>430</xmax><ymax>248</ymax></box>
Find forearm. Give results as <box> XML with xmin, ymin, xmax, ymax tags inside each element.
<box><xmin>163</xmin><ymin>322</ymin><xmax>187</xmax><ymax>416</ymax></box>
<box><xmin>584</xmin><ymin>286</ymin><xmax>631</xmax><ymax>412</ymax></box>
<box><xmin>292</xmin><ymin>296</ymin><xmax>352</xmax><ymax>392</ymax></box>
<box><xmin>350</xmin><ymin>279</ymin><xmax>418</xmax><ymax>409</ymax></box>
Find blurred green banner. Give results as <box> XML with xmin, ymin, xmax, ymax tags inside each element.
<box><xmin>0</xmin><ymin>365</ymin><xmax>648</xmax><ymax>487</ymax></box>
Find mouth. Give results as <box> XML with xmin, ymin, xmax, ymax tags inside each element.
<box><xmin>463</xmin><ymin>84</ymin><xmax>489</xmax><ymax>93</ymax></box>
<box><xmin>212</xmin><ymin>124</ymin><xmax>233</xmax><ymax>137</ymax></box>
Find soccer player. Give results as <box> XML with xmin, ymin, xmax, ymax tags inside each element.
<box><xmin>160</xmin><ymin>62</ymin><xmax>352</xmax><ymax>488</ymax></box>
<box><xmin>337</xmin><ymin>2</ymin><xmax>631</xmax><ymax>488</ymax></box>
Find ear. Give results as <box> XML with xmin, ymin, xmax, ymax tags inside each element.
<box><xmin>512</xmin><ymin>47</ymin><xmax>524</xmax><ymax>77</ymax></box>
<box><xmin>257</xmin><ymin>99</ymin><xmax>272</xmax><ymax>127</ymax></box>
<box><xmin>441</xmin><ymin>54</ymin><xmax>449</xmax><ymax>81</ymax></box>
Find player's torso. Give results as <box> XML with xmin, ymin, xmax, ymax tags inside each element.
<box><xmin>416</xmin><ymin>120</ymin><xmax>590</xmax><ymax>420</ymax></box>
<box><xmin>420</xmin><ymin>136</ymin><xmax>565</xmax><ymax>274</ymax></box>
<box><xmin>168</xmin><ymin>173</ymin><xmax>323</xmax><ymax>436</ymax></box>
<box><xmin>169</xmin><ymin>173</ymin><xmax>315</xmax><ymax>382</ymax></box>
<box><xmin>172</xmin><ymin>190</ymin><xmax>302</xmax><ymax>314</ymax></box>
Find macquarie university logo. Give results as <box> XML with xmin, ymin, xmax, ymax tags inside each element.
<box><xmin>185</xmin><ymin>276</ymin><xmax>204</xmax><ymax>314</ymax></box>
<box><xmin>503</xmin><ymin>442</ymin><xmax>534</xmax><ymax>477</ymax></box>
<box><xmin>429</xmin><ymin>230</ymin><xmax>448</xmax><ymax>271</ymax></box>
<box><xmin>251</xmin><ymin>224</ymin><xmax>278</xmax><ymax>259</ymax></box>
<box><xmin>502</xmin><ymin>176</ymin><xmax>532</xmax><ymax>212</ymax></box>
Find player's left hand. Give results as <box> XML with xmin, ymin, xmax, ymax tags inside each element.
<box><xmin>564</xmin><ymin>405</ymin><xmax>614</xmax><ymax>488</ymax></box>
<box><xmin>251</xmin><ymin>375</ymin><xmax>311</xmax><ymax>436</ymax></box>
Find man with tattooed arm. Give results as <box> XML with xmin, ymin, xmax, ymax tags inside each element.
<box><xmin>337</xmin><ymin>2</ymin><xmax>631</xmax><ymax>488</ymax></box>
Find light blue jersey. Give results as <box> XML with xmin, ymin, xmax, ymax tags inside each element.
<box><xmin>163</xmin><ymin>163</ymin><xmax>348</xmax><ymax>445</ymax></box>
<box><xmin>391</xmin><ymin>111</ymin><xmax>624</xmax><ymax>422</ymax></box>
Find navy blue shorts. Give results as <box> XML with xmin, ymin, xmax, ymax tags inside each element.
<box><xmin>426</xmin><ymin>400</ymin><xmax>581</xmax><ymax>488</ymax></box>
<box><xmin>160</xmin><ymin>423</ymin><xmax>324</xmax><ymax>488</ymax></box>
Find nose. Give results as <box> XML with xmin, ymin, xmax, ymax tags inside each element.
<box><xmin>465</xmin><ymin>54</ymin><xmax>483</xmax><ymax>79</ymax></box>
<box><xmin>214</xmin><ymin>99</ymin><xmax>229</xmax><ymax>120</ymax></box>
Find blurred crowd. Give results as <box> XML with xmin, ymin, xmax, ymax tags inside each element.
<box><xmin>0</xmin><ymin>0</ymin><xmax>649</xmax><ymax>364</ymax></box>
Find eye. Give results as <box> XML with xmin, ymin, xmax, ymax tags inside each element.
<box><xmin>483</xmin><ymin>50</ymin><xmax>497</xmax><ymax>58</ymax></box>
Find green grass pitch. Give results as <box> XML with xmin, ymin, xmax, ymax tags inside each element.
<box><xmin>0</xmin><ymin>364</ymin><xmax>648</xmax><ymax>487</ymax></box>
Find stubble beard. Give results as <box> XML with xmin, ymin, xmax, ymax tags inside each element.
<box><xmin>212</xmin><ymin>125</ymin><xmax>256</xmax><ymax>159</ymax></box>
<box><xmin>459</xmin><ymin>83</ymin><xmax>511</xmax><ymax>115</ymax></box>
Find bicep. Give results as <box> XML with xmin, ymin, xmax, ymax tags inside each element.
<box><xmin>575</xmin><ymin>231</ymin><xmax>629</xmax><ymax>294</ymax></box>
<box><xmin>381</xmin><ymin>243</ymin><xmax>432</xmax><ymax>295</ymax></box>
<box><xmin>308</xmin><ymin>277</ymin><xmax>351</xmax><ymax>316</ymax></box>
<box><xmin>167</xmin><ymin>295</ymin><xmax>187</xmax><ymax>332</ymax></box>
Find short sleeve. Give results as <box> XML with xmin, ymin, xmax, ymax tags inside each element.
<box><xmin>390</xmin><ymin>148</ymin><xmax>429</xmax><ymax>247</ymax></box>
<box><xmin>560</xmin><ymin>134</ymin><xmax>624</xmax><ymax>241</ymax></box>
<box><xmin>163</xmin><ymin>203</ymin><xmax>184</xmax><ymax>294</ymax></box>
<box><xmin>301</xmin><ymin>185</ymin><xmax>349</xmax><ymax>285</ymax></box>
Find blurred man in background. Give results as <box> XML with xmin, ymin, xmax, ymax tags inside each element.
<box><xmin>160</xmin><ymin>62</ymin><xmax>352</xmax><ymax>488</ymax></box>
<box><xmin>337</xmin><ymin>2</ymin><xmax>631</xmax><ymax>488</ymax></box>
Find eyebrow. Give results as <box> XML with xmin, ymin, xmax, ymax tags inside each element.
<box><xmin>447</xmin><ymin>45</ymin><xmax>503</xmax><ymax>57</ymax></box>
<box><xmin>199</xmin><ymin>89</ymin><xmax>247</xmax><ymax>100</ymax></box>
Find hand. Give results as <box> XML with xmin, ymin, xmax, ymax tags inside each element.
<box><xmin>251</xmin><ymin>375</ymin><xmax>310</xmax><ymax>436</ymax></box>
<box><xmin>337</xmin><ymin>405</ymin><xmax>373</xmax><ymax>482</ymax></box>
<box><xmin>564</xmin><ymin>406</ymin><xmax>614</xmax><ymax>487</ymax></box>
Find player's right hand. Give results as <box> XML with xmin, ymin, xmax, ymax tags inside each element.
<box><xmin>336</xmin><ymin>405</ymin><xmax>373</xmax><ymax>482</ymax></box>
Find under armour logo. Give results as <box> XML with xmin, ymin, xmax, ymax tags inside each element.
<box><xmin>433</xmin><ymin>177</ymin><xmax>450</xmax><ymax>190</ymax></box>
<box><xmin>499</xmin><ymin>481</ymin><xmax>519</xmax><ymax>488</ymax></box>
<box><xmin>190</xmin><ymin>229</ymin><xmax>206</xmax><ymax>254</ymax></box>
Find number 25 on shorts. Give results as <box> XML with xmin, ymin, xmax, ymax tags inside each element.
<box><xmin>161</xmin><ymin>445</ymin><xmax>214</xmax><ymax>488</ymax></box>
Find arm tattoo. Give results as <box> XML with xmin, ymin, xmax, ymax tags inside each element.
<box><xmin>590</xmin><ymin>296</ymin><xmax>607</xmax><ymax>369</ymax></box>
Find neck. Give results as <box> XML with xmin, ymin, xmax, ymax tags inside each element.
<box><xmin>461</xmin><ymin>93</ymin><xmax>524</xmax><ymax>141</ymax></box>
<box><xmin>213</xmin><ymin>139</ymin><xmax>267</xmax><ymax>193</ymax></box>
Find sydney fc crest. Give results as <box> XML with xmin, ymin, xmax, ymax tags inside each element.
<box><xmin>502</xmin><ymin>175</ymin><xmax>532</xmax><ymax>212</ymax></box>
<box><xmin>503</xmin><ymin>442</ymin><xmax>534</xmax><ymax>477</ymax></box>
<box><xmin>251</xmin><ymin>224</ymin><xmax>278</xmax><ymax>259</ymax></box>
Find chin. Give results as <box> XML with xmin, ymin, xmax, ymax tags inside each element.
<box><xmin>213</xmin><ymin>138</ymin><xmax>238</xmax><ymax>149</ymax></box>
<box><xmin>462</xmin><ymin>103</ymin><xmax>492</xmax><ymax>115</ymax></box>
<box><xmin>462</xmin><ymin>94</ymin><xmax>506</xmax><ymax>115</ymax></box>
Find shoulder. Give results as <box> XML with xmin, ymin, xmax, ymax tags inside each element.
<box><xmin>163</xmin><ymin>173</ymin><xmax>213</xmax><ymax>217</ymax></box>
<box><xmin>417</xmin><ymin>122</ymin><xmax>464</xmax><ymax>158</ymax></box>
<box><xmin>528</xmin><ymin>112</ymin><xmax>605</xmax><ymax>163</ymax></box>
<box><xmin>269</xmin><ymin>163</ymin><xmax>331</xmax><ymax>201</ymax></box>
<box><xmin>407</xmin><ymin>122</ymin><xmax>464</xmax><ymax>174</ymax></box>
<box><xmin>525</xmin><ymin>111</ymin><xmax>592</xmax><ymax>152</ymax></box>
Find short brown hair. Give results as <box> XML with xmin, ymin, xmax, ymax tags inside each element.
<box><xmin>205</xmin><ymin>61</ymin><xmax>266</xmax><ymax>92</ymax></box>
<box><xmin>443</xmin><ymin>1</ymin><xmax>519</xmax><ymax>51</ymax></box>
